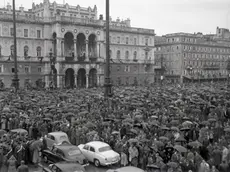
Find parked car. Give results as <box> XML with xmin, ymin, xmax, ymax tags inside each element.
<box><xmin>44</xmin><ymin>132</ymin><xmax>70</xmax><ymax>149</ymax></box>
<box><xmin>106</xmin><ymin>166</ymin><xmax>145</xmax><ymax>172</ymax></box>
<box><xmin>78</xmin><ymin>141</ymin><xmax>120</xmax><ymax>167</ymax></box>
<box><xmin>42</xmin><ymin>143</ymin><xmax>88</xmax><ymax>166</ymax></box>
<box><xmin>42</xmin><ymin>162</ymin><xmax>85</xmax><ymax>172</ymax></box>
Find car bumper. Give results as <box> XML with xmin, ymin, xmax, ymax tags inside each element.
<box><xmin>103</xmin><ymin>159</ymin><xmax>120</xmax><ymax>166</ymax></box>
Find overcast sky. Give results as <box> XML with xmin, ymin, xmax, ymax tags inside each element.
<box><xmin>1</xmin><ymin>0</ymin><xmax>230</xmax><ymax>35</ymax></box>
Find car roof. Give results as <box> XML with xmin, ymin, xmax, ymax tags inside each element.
<box><xmin>115</xmin><ymin>166</ymin><xmax>145</xmax><ymax>172</ymax></box>
<box><xmin>86</xmin><ymin>141</ymin><xmax>109</xmax><ymax>149</ymax></box>
<box><xmin>48</xmin><ymin>132</ymin><xmax>67</xmax><ymax>137</ymax></box>
<box><xmin>55</xmin><ymin>162</ymin><xmax>84</xmax><ymax>171</ymax></box>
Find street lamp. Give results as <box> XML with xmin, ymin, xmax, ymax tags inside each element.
<box><xmin>11</xmin><ymin>0</ymin><xmax>19</xmax><ymax>91</ymax></box>
<box><xmin>104</xmin><ymin>0</ymin><xmax>112</xmax><ymax>97</ymax></box>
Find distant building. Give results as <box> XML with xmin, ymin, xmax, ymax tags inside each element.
<box><xmin>0</xmin><ymin>0</ymin><xmax>155</xmax><ymax>88</ymax></box>
<box><xmin>154</xmin><ymin>27</ymin><xmax>230</xmax><ymax>83</ymax></box>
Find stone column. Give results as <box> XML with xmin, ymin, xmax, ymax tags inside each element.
<box><xmin>75</xmin><ymin>75</ymin><xmax>78</xmax><ymax>87</ymax></box>
<box><xmin>56</xmin><ymin>38</ymin><xmax>62</xmax><ymax>57</ymax></box>
<box><xmin>96</xmin><ymin>42</ymin><xmax>100</xmax><ymax>58</ymax></box>
<box><xmin>97</xmin><ymin>74</ymin><xmax>100</xmax><ymax>86</ymax></box>
<box><xmin>85</xmin><ymin>39</ymin><xmax>89</xmax><ymax>61</ymax></box>
<box><xmin>86</xmin><ymin>74</ymin><xmax>89</xmax><ymax>88</ymax></box>
<box><xmin>45</xmin><ymin>75</ymin><xmax>49</xmax><ymax>88</ymax></box>
<box><xmin>74</xmin><ymin>39</ymin><xmax>77</xmax><ymax>58</ymax></box>
<box><xmin>57</xmin><ymin>75</ymin><xmax>61</xmax><ymax>88</ymax></box>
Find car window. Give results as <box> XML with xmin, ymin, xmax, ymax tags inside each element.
<box><xmin>89</xmin><ymin>146</ymin><xmax>95</xmax><ymax>152</ymax></box>
<box><xmin>83</xmin><ymin>145</ymin><xmax>89</xmax><ymax>150</ymax></box>
<box><xmin>48</xmin><ymin>135</ymin><xmax>55</xmax><ymax>141</ymax></box>
<box><xmin>98</xmin><ymin>146</ymin><xmax>112</xmax><ymax>152</ymax></box>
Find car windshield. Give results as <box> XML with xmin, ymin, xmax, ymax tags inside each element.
<box><xmin>68</xmin><ymin>149</ymin><xmax>81</xmax><ymax>156</ymax></box>
<box><xmin>98</xmin><ymin>146</ymin><xmax>112</xmax><ymax>152</ymax></box>
<box><xmin>60</xmin><ymin>135</ymin><xmax>68</xmax><ymax>141</ymax></box>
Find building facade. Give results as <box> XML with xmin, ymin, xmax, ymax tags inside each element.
<box><xmin>0</xmin><ymin>0</ymin><xmax>155</xmax><ymax>88</ymax></box>
<box><xmin>154</xmin><ymin>28</ymin><xmax>230</xmax><ymax>84</ymax></box>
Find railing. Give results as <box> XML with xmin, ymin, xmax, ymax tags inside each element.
<box><xmin>203</xmin><ymin>64</ymin><xmax>220</xmax><ymax>70</ymax></box>
<box><xmin>65</xmin><ymin>56</ymin><xmax>74</xmax><ymax>62</ymax></box>
<box><xmin>59</xmin><ymin>16</ymin><xmax>103</xmax><ymax>26</ymax></box>
<box><xmin>109</xmin><ymin>25</ymin><xmax>155</xmax><ymax>34</ymax></box>
<box><xmin>0</xmin><ymin>13</ymin><xmax>48</xmax><ymax>23</ymax></box>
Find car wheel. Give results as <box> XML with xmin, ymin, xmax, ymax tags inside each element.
<box><xmin>94</xmin><ymin>159</ymin><xmax>100</xmax><ymax>167</ymax></box>
<box><xmin>43</xmin><ymin>156</ymin><xmax>48</xmax><ymax>163</ymax></box>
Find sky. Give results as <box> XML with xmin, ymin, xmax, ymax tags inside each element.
<box><xmin>1</xmin><ymin>0</ymin><xmax>230</xmax><ymax>36</ymax></box>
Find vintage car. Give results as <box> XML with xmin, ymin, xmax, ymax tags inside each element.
<box><xmin>42</xmin><ymin>143</ymin><xmax>88</xmax><ymax>166</ymax></box>
<box><xmin>78</xmin><ymin>141</ymin><xmax>120</xmax><ymax>167</ymax></box>
<box><xmin>106</xmin><ymin>166</ymin><xmax>145</xmax><ymax>172</ymax></box>
<box><xmin>44</xmin><ymin>132</ymin><xmax>70</xmax><ymax>149</ymax></box>
<box><xmin>42</xmin><ymin>162</ymin><xmax>85</xmax><ymax>172</ymax></box>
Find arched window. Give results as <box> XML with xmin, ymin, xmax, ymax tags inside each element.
<box><xmin>125</xmin><ymin>51</ymin><xmax>129</xmax><ymax>59</ymax></box>
<box><xmin>10</xmin><ymin>45</ymin><xmax>14</xmax><ymax>56</ymax></box>
<box><xmin>117</xmin><ymin>50</ymin><xmax>120</xmax><ymax>59</ymax></box>
<box><xmin>0</xmin><ymin>45</ymin><xmax>1</xmax><ymax>57</ymax></box>
<box><xmin>37</xmin><ymin>46</ymin><xmax>41</xmax><ymax>57</ymax></box>
<box><xmin>133</xmin><ymin>51</ymin><xmax>137</xmax><ymax>60</ymax></box>
<box><xmin>24</xmin><ymin>46</ymin><xmax>29</xmax><ymax>57</ymax></box>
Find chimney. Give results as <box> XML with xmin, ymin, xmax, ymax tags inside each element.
<box><xmin>7</xmin><ymin>3</ymin><xmax>11</xmax><ymax>11</ymax></box>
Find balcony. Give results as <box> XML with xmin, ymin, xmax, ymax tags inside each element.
<box><xmin>65</xmin><ymin>56</ymin><xmax>75</xmax><ymax>62</ymax></box>
<box><xmin>133</xmin><ymin>59</ymin><xmax>138</xmax><ymax>62</ymax></box>
<box><xmin>77</xmin><ymin>55</ymin><xmax>86</xmax><ymax>62</ymax></box>
<box><xmin>203</xmin><ymin>64</ymin><xmax>220</xmax><ymax>70</ymax></box>
<box><xmin>89</xmin><ymin>56</ymin><xmax>97</xmax><ymax>62</ymax></box>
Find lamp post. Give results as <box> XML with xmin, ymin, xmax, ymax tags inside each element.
<box><xmin>11</xmin><ymin>0</ymin><xmax>19</xmax><ymax>91</ymax></box>
<box><xmin>104</xmin><ymin>0</ymin><xmax>112</xmax><ymax>97</ymax></box>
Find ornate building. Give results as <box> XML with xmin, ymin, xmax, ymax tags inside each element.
<box><xmin>0</xmin><ymin>0</ymin><xmax>155</xmax><ymax>88</ymax></box>
<box><xmin>154</xmin><ymin>28</ymin><xmax>230</xmax><ymax>84</ymax></box>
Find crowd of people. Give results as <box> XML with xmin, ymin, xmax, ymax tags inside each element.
<box><xmin>1</xmin><ymin>83</ymin><xmax>230</xmax><ymax>172</ymax></box>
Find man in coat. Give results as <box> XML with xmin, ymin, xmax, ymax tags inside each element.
<box><xmin>17</xmin><ymin>160</ymin><xmax>28</xmax><ymax>172</ymax></box>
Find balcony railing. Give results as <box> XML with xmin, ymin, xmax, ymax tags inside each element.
<box><xmin>77</xmin><ymin>55</ymin><xmax>86</xmax><ymax>62</ymax></box>
<box><xmin>203</xmin><ymin>64</ymin><xmax>220</xmax><ymax>70</ymax></box>
<box><xmin>89</xmin><ymin>56</ymin><xmax>97</xmax><ymax>62</ymax></box>
<box><xmin>65</xmin><ymin>56</ymin><xmax>75</xmax><ymax>62</ymax></box>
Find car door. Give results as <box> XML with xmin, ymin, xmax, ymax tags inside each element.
<box><xmin>55</xmin><ymin>149</ymin><xmax>65</xmax><ymax>162</ymax></box>
<box><xmin>87</xmin><ymin>146</ymin><xmax>96</xmax><ymax>162</ymax></box>
<box><xmin>81</xmin><ymin>145</ymin><xmax>90</xmax><ymax>161</ymax></box>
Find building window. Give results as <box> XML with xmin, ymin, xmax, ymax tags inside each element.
<box><xmin>134</xmin><ymin>66</ymin><xmax>137</xmax><ymax>71</ymax></box>
<box><xmin>10</xmin><ymin>28</ymin><xmax>14</xmax><ymax>36</ymax></box>
<box><xmin>116</xmin><ymin>50</ymin><xmax>121</xmax><ymax>59</ymax></box>
<box><xmin>134</xmin><ymin>38</ymin><xmax>137</xmax><ymax>45</ymax></box>
<box><xmin>133</xmin><ymin>51</ymin><xmax>137</xmax><ymax>59</ymax></box>
<box><xmin>37</xmin><ymin>46</ymin><xmax>41</xmax><ymax>57</ymax></box>
<box><xmin>24</xmin><ymin>46</ymin><xmax>29</xmax><ymax>57</ymax></box>
<box><xmin>0</xmin><ymin>46</ymin><xmax>1</xmax><ymax>57</ymax></box>
<box><xmin>10</xmin><ymin>45</ymin><xmax>14</xmax><ymax>56</ymax></box>
<box><xmin>11</xmin><ymin>68</ymin><xmax>15</xmax><ymax>73</ymax></box>
<box><xmin>38</xmin><ymin>66</ymin><xmax>42</xmax><ymax>73</ymax></box>
<box><xmin>126</xmin><ymin>37</ymin><xmax>129</xmax><ymax>44</ymax></box>
<box><xmin>109</xmin><ymin>50</ymin><xmax>112</xmax><ymax>58</ymax></box>
<box><xmin>117</xmin><ymin>37</ymin><xmax>120</xmax><ymax>44</ymax></box>
<box><xmin>145</xmin><ymin>38</ymin><xmax>148</xmax><ymax>46</ymax></box>
<box><xmin>24</xmin><ymin>29</ymin><xmax>28</xmax><ymax>37</ymax></box>
<box><xmin>125</xmin><ymin>65</ymin><xmax>130</xmax><ymax>72</ymax></box>
<box><xmin>25</xmin><ymin>66</ymin><xmax>30</xmax><ymax>73</ymax></box>
<box><xmin>125</xmin><ymin>51</ymin><xmax>129</xmax><ymax>59</ymax></box>
<box><xmin>145</xmin><ymin>51</ymin><xmax>149</xmax><ymax>59</ymax></box>
<box><xmin>37</xmin><ymin>30</ymin><xmax>41</xmax><ymax>38</ymax></box>
<box><xmin>117</xmin><ymin>66</ymin><xmax>120</xmax><ymax>71</ymax></box>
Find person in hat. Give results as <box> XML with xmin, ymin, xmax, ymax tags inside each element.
<box><xmin>17</xmin><ymin>160</ymin><xmax>28</xmax><ymax>172</ymax></box>
<box><xmin>7</xmin><ymin>155</ymin><xmax>17</xmax><ymax>172</ymax></box>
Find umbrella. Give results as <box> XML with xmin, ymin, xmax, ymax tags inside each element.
<box><xmin>161</xmin><ymin>126</ymin><xmax>170</xmax><ymax>130</ymax></box>
<box><xmin>128</xmin><ymin>138</ymin><xmax>138</xmax><ymax>143</ymax></box>
<box><xmin>175</xmin><ymin>136</ymin><xmax>186</xmax><ymax>142</ymax></box>
<box><xmin>180</xmin><ymin>127</ymin><xmax>190</xmax><ymax>131</ymax></box>
<box><xmin>111</xmin><ymin>131</ymin><xmax>119</xmax><ymax>135</ymax></box>
<box><xmin>151</xmin><ymin>115</ymin><xmax>158</xmax><ymax>119</ymax></box>
<box><xmin>159</xmin><ymin>136</ymin><xmax>169</xmax><ymax>141</ymax></box>
<box><xmin>174</xmin><ymin>145</ymin><xmax>187</xmax><ymax>153</ymax></box>
<box><xmin>85</xmin><ymin>122</ymin><xmax>96</xmax><ymax>129</ymax></box>
<box><xmin>182</xmin><ymin>121</ymin><xmax>193</xmax><ymax>126</ymax></box>
<box><xmin>208</xmin><ymin>118</ymin><xmax>216</xmax><ymax>122</ymax></box>
<box><xmin>171</xmin><ymin>126</ymin><xmax>179</xmax><ymax>132</ymax></box>
<box><xmin>0</xmin><ymin>130</ymin><xmax>6</xmax><ymax>137</ymax></box>
<box><xmin>188</xmin><ymin>140</ymin><xmax>202</xmax><ymax>147</ymax></box>
<box><xmin>224</xmin><ymin>128</ymin><xmax>230</xmax><ymax>132</ymax></box>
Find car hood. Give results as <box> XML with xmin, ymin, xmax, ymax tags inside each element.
<box><xmin>99</xmin><ymin>150</ymin><xmax>119</xmax><ymax>158</ymax></box>
<box><xmin>65</xmin><ymin>154</ymin><xmax>86</xmax><ymax>162</ymax></box>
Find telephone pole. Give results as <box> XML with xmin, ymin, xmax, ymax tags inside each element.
<box><xmin>104</xmin><ymin>0</ymin><xmax>112</xmax><ymax>97</ymax></box>
<box><xmin>12</xmin><ymin>0</ymin><xmax>19</xmax><ymax>91</ymax></box>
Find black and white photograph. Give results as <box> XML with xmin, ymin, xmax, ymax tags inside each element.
<box><xmin>0</xmin><ymin>0</ymin><xmax>230</xmax><ymax>172</ymax></box>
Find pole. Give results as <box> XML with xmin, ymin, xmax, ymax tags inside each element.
<box><xmin>12</xmin><ymin>0</ymin><xmax>19</xmax><ymax>91</ymax></box>
<box><xmin>104</xmin><ymin>0</ymin><xmax>112</xmax><ymax>97</ymax></box>
<box><xmin>160</xmin><ymin>54</ymin><xmax>164</xmax><ymax>86</ymax></box>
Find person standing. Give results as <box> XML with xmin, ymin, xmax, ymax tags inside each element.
<box><xmin>7</xmin><ymin>155</ymin><xmax>17</xmax><ymax>172</ymax></box>
<box><xmin>17</xmin><ymin>161</ymin><xmax>28</xmax><ymax>172</ymax></box>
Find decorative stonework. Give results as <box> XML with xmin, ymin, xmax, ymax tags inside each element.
<box><xmin>74</xmin><ymin>29</ymin><xmax>78</xmax><ymax>33</ymax></box>
<box><xmin>2</xmin><ymin>26</ymin><xmax>9</xmax><ymax>36</ymax></box>
<box><xmin>86</xmin><ymin>30</ymin><xmax>89</xmax><ymax>35</ymax></box>
<box><xmin>61</xmin><ymin>28</ymin><xmax>65</xmax><ymax>32</ymax></box>
<box><xmin>30</xmin><ymin>28</ymin><xmax>36</xmax><ymax>37</ymax></box>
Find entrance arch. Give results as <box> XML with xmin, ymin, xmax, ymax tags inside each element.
<box><xmin>77</xmin><ymin>68</ymin><xmax>86</xmax><ymax>88</ymax></box>
<box><xmin>65</xmin><ymin>68</ymin><xmax>75</xmax><ymax>88</ymax></box>
<box><xmin>77</xmin><ymin>33</ymin><xmax>86</xmax><ymax>57</ymax></box>
<box><xmin>89</xmin><ymin>68</ymin><xmax>97</xmax><ymax>88</ymax></box>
